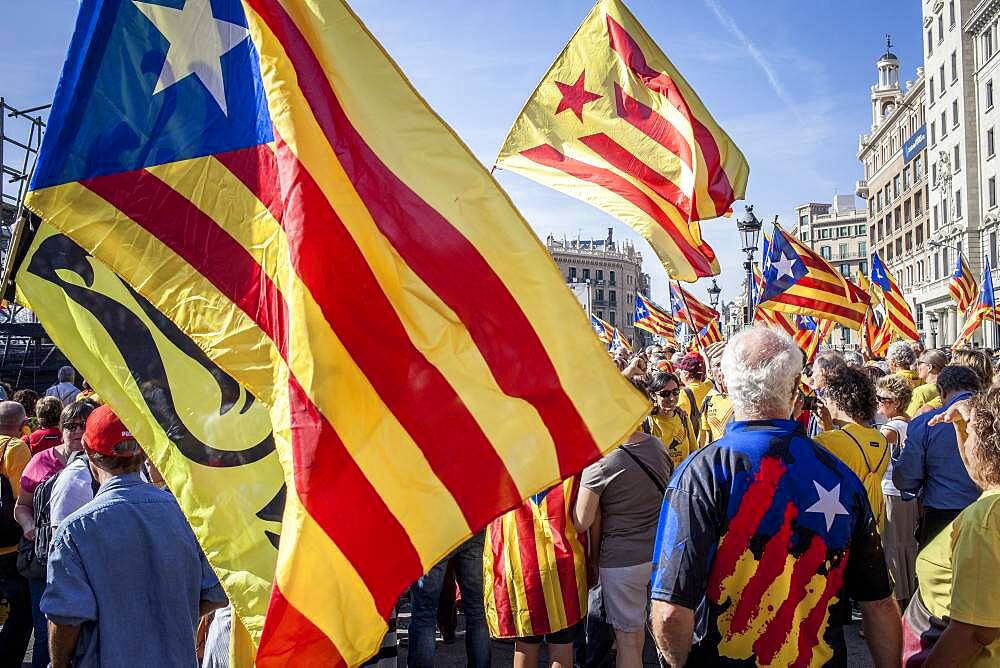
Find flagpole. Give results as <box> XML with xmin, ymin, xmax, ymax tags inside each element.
<box><xmin>675</xmin><ymin>280</ymin><xmax>705</xmax><ymax>351</ymax></box>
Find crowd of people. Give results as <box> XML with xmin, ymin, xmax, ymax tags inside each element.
<box><xmin>412</xmin><ymin>330</ymin><xmax>1000</xmax><ymax>668</ymax></box>
<box><xmin>0</xmin><ymin>366</ymin><xmax>227</xmax><ymax>667</ymax></box>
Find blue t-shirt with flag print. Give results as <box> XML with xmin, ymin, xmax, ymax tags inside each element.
<box><xmin>650</xmin><ymin>419</ymin><xmax>892</xmax><ymax>667</ymax></box>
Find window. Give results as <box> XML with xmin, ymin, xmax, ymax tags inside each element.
<box><xmin>895</xmin><ymin>207</ymin><xmax>902</xmax><ymax>231</ymax></box>
<box><xmin>951</xmin><ymin>51</ymin><xmax>958</xmax><ymax>82</ymax></box>
<box><xmin>990</xmin><ymin>81</ymin><xmax>996</xmax><ymax>110</ymax></box>
<box><xmin>860</xmin><ymin>260</ymin><xmax>868</xmax><ymax>275</ymax></box>
<box><xmin>929</xmin><ymin>76</ymin><xmax>936</xmax><ymax>105</ymax></box>
<box><xmin>596</xmin><ymin>311</ymin><xmax>603</xmax><ymax>320</ymax></box>
<box><xmin>820</xmin><ymin>246</ymin><xmax>831</xmax><ymax>260</ymax></box>
<box><xmin>991</xmin><ymin>177</ymin><xmax>998</xmax><ymax>208</ymax></box>
<box><xmin>915</xmin><ymin>190</ymin><xmax>923</xmax><ymax>215</ymax></box>
<box><xmin>992</xmin><ymin>231</ymin><xmax>998</xmax><ymax>267</ymax></box>
<box><xmin>990</xmin><ymin>128</ymin><xmax>996</xmax><ymax>157</ymax></box>
<box><xmin>877</xmin><ymin>191</ymin><xmax>883</xmax><ymax>210</ymax></box>
<box><xmin>987</xmin><ymin>30</ymin><xmax>995</xmax><ymax>60</ymax></box>
<box><xmin>934</xmin><ymin>204</ymin><xmax>940</xmax><ymax>229</ymax></box>
<box><xmin>955</xmin><ymin>144</ymin><xmax>961</xmax><ymax>171</ymax></box>
<box><xmin>799</xmin><ymin>214</ymin><xmax>808</xmax><ymax>227</ymax></box>
<box><xmin>941</xmin><ymin>111</ymin><xmax>948</xmax><ymax>136</ymax></box>
<box><xmin>820</xmin><ymin>228</ymin><xmax>832</xmax><ymax>240</ymax></box>
<box><xmin>885</xmin><ymin>183</ymin><xmax>892</xmax><ymax>203</ymax></box>
<box><xmin>938</xmin><ymin>15</ymin><xmax>944</xmax><ymax>42</ymax></box>
<box><xmin>858</xmin><ymin>241</ymin><xmax>867</xmax><ymax>255</ymax></box>
<box><xmin>953</xmin><ymin>99</ymin><xmax>960</xmax><ymax>127</ymax></box>
<box><xmin>596</xmin><ymin>289</ymin><xmax>604</xmax><ymax>301</ymax></box>
<box><xmin>609</xmin><ymin>270</ymin><xmax>616</xmax><ymax>285</ymax></box>
<box><xmin>905</xmin><ymin>232</ymin><xmax>913</xmax><ymax>251</ymax></box>
<box><xmin>915</xmin><ymin>155</ymin><xmax>923</xmax><ymax>180</ymax></box>
<box><xmin>609</xmin><ymin>311</ymin><xmax>615</xmax><ymax>327</ymax></box>
<box><xmin>950</xmin><ymin>0</ymin><xmax>956</xmax><ymax>26</ymax></box>
<box><xmin>869</xmin><ymin>198</ymin><xmax>875</xmax><ymax>216</ymax></box>
<box><xmin>582</xmin><ymin>268</ymin><xmax>590</xmax><ymax>281</ymax></box>
<box><xmin>940</xmin><ymin>65</ymin><xmax>947</xmax><ymax>91</ymax></box>
<box><xmin>839</xmin><ymin>264</ymin><xmax>851</xmax><ymax>277</ymax></box>
<box><xmin>609</xmin><ymin>290</ymin><xmax>616</xmax><ymax>305</ymax></box>
<box><xmin>838</xmin><ymin>226</ymin><xmax>850</xmax><ymax>237</ymax></box>
<box><xmin>894</xmin><ymin>175</ymin><xmax>901</xmax><ymax>198</ymax></box>
<box><xmin>878</xmin><ymin>218</ymin><xmax>884</xmax><ymax>237</ymax></box>
<box><xmin>934</xmin><ymin>252</ymin><xmax>940</xmax><ymax>280</ymax></box>
<box><xmin>956</xmin><ymin>189</ymin><xmax>963</xmax><ymax>218</ymax></box>
<box><xmin>596</xmin><ymin>269</ymin><xmax>603</xmax><ymax>281</ymax></box>
<box><xmin>839</xmin><ymin>243</ymin><xmax>849</xmax><ymax>258</ymax></box>
<box><xmin>928</xmin><ymin>29</ymin><xmax>934</xmax><ymax>56</ymax></box>
<box><xmin>857</xmin><ymin>224</ymin><xmax>867</xmax><ymax>235</ymax></box>
<box><xmin>931</xmin><ymin>121</ymin><xmax>937</xmax><ymax>145</ymax></box>
<box><xmin>916</xmin><ymin>224</ymin><xmax>924</xmax><ymax>245</ymax></box>
<box><xmin>568</xmin><ymin>267</ymin><xmax>577</xmax><ymax>280</ymax></box>
<box><xmin>904</xmin><ymin>199</ymin><xmax>912</xmax><ymax>222</ymax></box>
<box><xmin>801</xmin><ymin>230</ymin><xmax>810</xmax><ymax>241</ymax></box>
<box><xmin>903</xmin><ymin>165</ymin><xmax>911</xmax><ymax>190</ymax></box>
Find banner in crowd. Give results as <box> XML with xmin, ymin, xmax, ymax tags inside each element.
<box><xmin>495</xmin><ymin>0</ymin><xmax>749</xmax><ymax>281</ymax></box>
<box><xmin>15</xmin><ymin>223</ymin><xmax>283</xmax><ymax>648</ymax></box>
<box><xmin>25</xmin><ymin>0</ymin><xmax>650</xmax><ymax>663</ymax></box>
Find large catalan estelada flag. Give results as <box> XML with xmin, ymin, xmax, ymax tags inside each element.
<box><xmin>949</xmin><ymin>253</ymin><xmax>978</xmax><ymax>314</ymax></box>
<box><xmin>870</xmin><ymin>252</ymin><xmax>920</xmax><ymax>342</ymax></box>
<box><xmin>752</xmin><ymin>264</ymin><xmax>795</xmax><ymax>335</ymax></box>
<box><xmin>15</xmin><ymin>223</ymin><xmax>281</xmax><ymax>659</ymax></box>
<box><xmin>24</xmin><ymin>1</ymin><xmax>649</xmax><ymax>663</ymax></box>
<box><xmin>670</xmin><ymin>282</ymin><xmax>719</xmax><ymax>331</ymax></box>
<box><xmin>495</xmin><ymin>0</ymin><xmax>749</xmax><ymax>282</ymax></box>
<box><xmin>956</xmin><ymin>256</ymin><xmax>999</xmax><ymax>348</ymax></box>
<box><xmin>483</xmin><ymin>478</ymin><xmax>588</xmax><ymax>639</ymax></box>
<box><xmin>634</xmin><ymin>293</ymin><xmax>677</xmax><ymax>345</ymax></box>
<box><xmin>758</xmin><ymin>226</ymin><xmax>869</xmax><ymax>331</ymax></box>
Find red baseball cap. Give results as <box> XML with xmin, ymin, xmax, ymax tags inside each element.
<box><xmin>83</xmin><ymin>405</ymin><xmax>139</xmax><ymax>457</ymax></box>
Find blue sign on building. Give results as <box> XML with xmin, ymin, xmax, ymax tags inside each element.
<box><xmin>903</xmin><ymin>125</ymin><xmax>927</xmax><ymax>163</ymax></box>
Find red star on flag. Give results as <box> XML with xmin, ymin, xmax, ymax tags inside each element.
<box><xmin>554</xmin><ymin>70</ymin><xmax>602</xmax><ymax>121</ymax></box>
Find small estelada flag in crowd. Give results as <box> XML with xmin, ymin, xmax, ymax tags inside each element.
<box><xmin>949</xmin><ymin>253</ymin><xmax>978</xmax><ymax>314</ymax></box>
<box><xmin>484</xmin><ymin>478</ymin><xmax>588</xmax><ymax>640</ymax></box>
<box><xmin>23</xmin><ymin>0</ymin><xmax>650</xmax><ymax>663</ymax></box>
<box><xmin>956</xmin><ymin>256</ymin><xmax>1000</xmax><ymax>348</ymax></box>
<box><xmin>634</xmin><ymin>293</ymin><xmax>677</xmax><ymax>346</ymax></box>
<box><xmin>758</xmin><ymin>225</ymin><xmax>869</xmax><ymax>331</ymax></box>
<box><xmin>670</xmin><ymin>282</ymin><xmax>719</xmax><ymax>331</ymax></box>
<box><xmin>698</xmin><ymin>319</ymin><xmax>723</xmax><ymax>346</ymax></box>
<box><xmin>870</xmin><ymin>252</ymin><xmax>920</xmax><ymax>341</ymax></box>
<box><xmin>591</xmin><ymin>313</ymin><xmax>615</xmax><ymax>343</ymax></box>
<box><xmin>495</xmin><ymin>0</ymin><xmax>749</xmax><ymax>282</ymax></box>
<box><xmin>610</xmin><ymin>327</ymin><xmax>632</xmax><ymax>353</ymax></box>
<box><xmin>792</xmin><ymin>315</ymin><xmax>834</xmax><ymax>363</ymax></box>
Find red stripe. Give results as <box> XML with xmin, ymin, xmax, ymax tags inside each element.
<box><xmin>219</xmin><ymin>139</ymin><xmax>522</xmax><ymax>530</ymax></box>
<box><xmin>215</xmin><ymin>143</ymin><xmax>284</xmax><ymax>225</ymax></box>
<box><xmin>515</xmin><ymin>499</ymin><xmax>552</xmax><ymax>634</ymax></box>
<box><xmin>248</xmin><ymin>0</ymin><xmax>602</xmax><ymax>479</ymax></box>
<box><xmin>613</xmin><ymin>83</ymin><xmax>693</xmax><ymax>170</ymax></box>
<box><xmin>767</xmin><ymin>293</ymin><xmax>865</xmax><ymax>327</ymax></box>
<box><xmin>795</xmin><ymin>275</ymin><xmax>855</xmax><ymax>299</ymax></box>
<box><xmin>518</xmin><ymin>143</ymin><xmax>715</xmax><ymax>278</ymax></box>
<box><xmin>578</xmin><ymin>131</ymin><xmax>694</xmax><ymax>219</ymax></box>
<box><xmin>257</xmin><ymin>585</ymin><xmax>345</xmax><ymax>667</ymax></box>
<box><xmin>82</xmin><ymin>169</ymin><xmax>424</xmax><ymax>621</ymax></box>
<box><xmin>545</xmin><ymin>483</ymin><xmax>584</xmax><ymax>627</ymax></box>
<box><xmin>791</xmin><ymin>553</ymin><xmax>848</xmax><ymax>668</ymax></box>
<box><xmin>488</xmin><ymin>517</ymin><xmax>516</xmax><ymax>637</ymax></box>
<box><xmin>605</xmin><ymin>14</ymin><xmax>736</xmax><ymax>215</ymax></box>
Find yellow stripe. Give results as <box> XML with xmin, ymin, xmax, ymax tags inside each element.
<box><xmin>482</xmin><ymin>523</ymin><xmax>501</xmax><ymax>637</ymax></box>
<box><xmin>533</xmin><ymin>502</ymin><xmax>567</xmax><ymax>632</ymax></box>
<box><xmin>563</xmin><ymin>483</ymin><xmax>589</xmax><ymax>618</ymax></box>
<box><xmin>263</xmin><ymin>0</ymin><xmax>649</xmax><ymax>452</ymax></box>
<box><xmin>503</xmin><ymin>511</ymin><xmax>532</xmax><ymax>637</ymax></box>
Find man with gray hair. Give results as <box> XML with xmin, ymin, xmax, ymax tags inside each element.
<box><xmin>649</xmin><ymin>327</ymin><xmax>901</xmax><ymax>667</ymax></box>
<box><xmin>44</xmin><ymin>367</ymin><xmax>81</xmax><ymax>406</ymax></box>
<box><xmin>887</xmin><ymin>341</ymin><xmax>919</xmax><ymax>387</ymax></box>
<box><xmin>0</xmin><ymin>400</ymin><xmax>31</xmax><ymax>662</ymax></box>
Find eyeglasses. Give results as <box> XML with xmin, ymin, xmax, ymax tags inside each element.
<box><xmin>62</xmin><ymin>421</ymin><xmax>86</xmax><ymax>431</ymax></box>
<box><xmin>875</xmin><ymin>396</ymin><xmax>895</xmax><ymax>403</ymax></box>
<box><xmin>657</xmin><ymin>388</ymin><xmax>681</xmax><ymax>398</ymax></box>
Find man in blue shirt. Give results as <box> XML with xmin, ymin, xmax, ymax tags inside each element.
<box><xmin>42</xmin><ymin>405</ymin><xmax>226</xmax><ymax>667</ymax></box>
<box><xmin>893</xmin><ymin>365</ymin><xmax>982</xmax><ymax>550</ymax></box>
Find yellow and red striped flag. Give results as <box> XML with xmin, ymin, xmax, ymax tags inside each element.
<box><xmin>591</xmin><ymin>313</ymin><xmax>616</xmax><ymax>343</ymax></box>
<box><xmin>634</xmin><ymin>293</ymin><xmax>677</xmax><ymax>345</ymax></box>
<box><xmin>24</xmin><ymin>1</ymin><xmax>649</xmax><ymax>664</ymax></box>
<box><xmin>484</xmin><ymin>478</ymin><xmax>588</xmax><ymax>639</ymax></box>
<box><xmin>752</xmin><ymin>264</ymin><xmax>796</xmax><ymax>335</ymax></box>
<box><xmin>670</xmin><ymin>282</ymin><xmax>719</xmax><ymax>331</ymax></box>
<box><xmin>496</xmin><ymin>0</ymin><xmax>749</xmax><ymax>282</ymax></box>
<box><xmin>693</xmin><ymin>319</ymin><xmax>723</xmax><ymax>349</ymax></box>
<box><xmin>955</xmin><ymin>257</ymin><xmax>999</xmax><ymax>348</ymax></box>
<box><xmin>758</xmin><ymin>226</ymin><xmax>869</xmax><ymax>330</ymax></box>
<box><xmin>949</xmin><ymin>253</ymin><xmax>978</xmax><ymax>314</ymax></box>
<box><xmin>870</xmin><ymin>252</ymin><xmax>919</xmax><ymax>342</ymax></box>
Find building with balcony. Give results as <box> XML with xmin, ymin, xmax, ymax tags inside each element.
<box><xmin>794</xmin><ymin>196</ymin><xmax>869</xmax><ymax>347</ymax></box>
<box><xmin>858</xmin><ymin>42</ymin><xmax>934</xmax><ymax>342</ymax></box>
<box><xmin>545</xmin><ymin>228</ymin><xmax>650</xmax><ymax>346</ymax></box>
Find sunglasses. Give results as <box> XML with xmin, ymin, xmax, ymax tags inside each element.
<box><xmin>62</xmin><ymin>421</ymin><xmax>87</xmax><ymax>431</ymax></box>
<box><xmin>657</xmin><ymin>388</ymin><xmax>681</xmax><ymax>398</ymax></box>
<box><xmin>875</xmin><ymin>396</ymin><xmax>895</xmax><ymax>403</ymax></box>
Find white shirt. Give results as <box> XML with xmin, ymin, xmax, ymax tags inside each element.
<box><xmin>49</xmin><ymin>455</ymin><xmax>96</xmax><ymax>526</ymax></box>
<box><xmin>880</xmin><ymin>418</ymin><xmax>909</xmax><ymax>497</ymax></box>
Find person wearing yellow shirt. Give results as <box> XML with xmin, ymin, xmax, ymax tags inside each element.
<box><xmin>0</xmin><ymin>401</ymin><xmax>33</xmax><ymax>662</ymax></box>
<box><xmin>647</xmin><ymin>372</ymin><xmax>698</xmax><ymax>469</ymax></box>
<box><xmin>887</xmin><ymin>341</ymin><xmax>919</xmax><ymax>388</ymax></box>
<box><xmin>902</xmin><ymin>387</ymin><xmax>1000</xmax><ymax>666</ymax></box>
<box><xmin>814</xmin><ymin>366</ymin><xmax>891</xmax><ymax>528</ymax></box>
<box><xmin>699</xmin><ymin>342</ymin><xmax>733</xmax><ymax>447</ymax></box>
<box><xmin>675</xmin><ymin>353</ymin><xmax>711</xmax><ymax>438</ymax></box>
<box><xmin>909</xmin><ymin>350</ymin><xmax>947</xmax><ymax>416</ymax></box>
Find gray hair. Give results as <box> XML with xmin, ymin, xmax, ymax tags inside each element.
<box><xmin>57</xmin><ymin>366</ymin><xmax>75</xmax><ymax>383</ymax></box>
<box><xmin>888</xmin><ymin>341</ymin><xmax>916</xmax><ymax>368</ymax></box>
<box><xmin>721</xmin><ymin>327</ymin><xmax>803</xmax><ymax>420</ymax></box>
<box><xmin>843</xmin><ymin>351</ymin><xmax>864</xmax><ymax>368</ymax></box>
<box><xmin>0</xmin><ymin>401</ymin><xmax>26</xmax><ymax>434</ymax></box>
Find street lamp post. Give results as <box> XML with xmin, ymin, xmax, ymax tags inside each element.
<box><xmin>929</xmin><ymin>312</ymin><xmax>938</xmax><ymax>349</ymax></box>
<box><xmin>707</xmin><ymin>279</ymin><xmax>722</xmax><ymax>310</ymax></box>
<box><xmin>737</xmin><ymin>205</ymin><xmax>763</xmax><ymax>324</ymax></box>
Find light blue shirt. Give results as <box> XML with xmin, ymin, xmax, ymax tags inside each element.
<box><xmin>42</xmin><ymin>473</ymin><xmax>226</xmax><ymax>667</ymax></box>
<box><xmin>892</xmin><ymin>391</ymin><xmax>981</xmax><ymax>510</ymax></box>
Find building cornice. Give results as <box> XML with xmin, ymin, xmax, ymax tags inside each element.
<box><xmin>966</xmin><ymin>0</ymin><xmax>1000</xmax><ymax>34</ymax></box>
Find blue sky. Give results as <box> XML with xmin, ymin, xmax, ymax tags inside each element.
<box><xmin>1</xmin><ymin>0</ymin><xmax>924</xmax><ymax>305</ymax></box>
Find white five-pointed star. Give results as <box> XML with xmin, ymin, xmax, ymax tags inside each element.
<box><xmin>134</xmin><ymin>0</ymin><xmax>249</xmax><ymax>116</ymax></box>
<box><xmin>806</xmin><ymin>481</ymin><xmax>849</xmax><ymax>531</ymax></box>
<box><xmin>773</xmin><ymin>251</ymin><xmax>797</xmax><ymax>279</ymax></box>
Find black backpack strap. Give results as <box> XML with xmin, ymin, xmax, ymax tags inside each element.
<box><xmin>619</xmin><ymin>446</ymin><xmax>666</xmax><ymax>495</ymax></box>
<box><xmin>683</xmin><ymin>388</ymin><xmax>701</xmax><ymax>438</ymax></box>
<box><xmin>839</xmin><ymin>427</ymin><xmax>888</xmax><ymax>475</ymax></box>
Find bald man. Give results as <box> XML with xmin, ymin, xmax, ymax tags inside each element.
<box><xmin>0</xmin><ymin>400</ymin><xmax>31</xmax><ymax>662</ymax></box>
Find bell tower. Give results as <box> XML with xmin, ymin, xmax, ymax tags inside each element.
<box><xmin>871</xmin><ymin>34</ymin><xmax>901</xmax><ymax>130</ymax></box>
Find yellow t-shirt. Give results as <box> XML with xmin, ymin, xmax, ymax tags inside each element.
<box><xmin>0</xmin><ymin>435</ymin><xmax>30</xmax><ymax>556</ymax></box>
<box><xmin>898</xmin><ymin>369</ymin><xmax>920</xmax><ymax>388</ymax></box>
<box><xmin>908</xmin><ymin>382</ymin><xmax>939</xmax><ymax>416</ymax></box>
<box><xmin>700</xmin><ymin>391</ymin><xmax>733</xmax><ymax>447</ymax></box>
<box><xmin>681</xmin><ymin>379</ymin><xmax>713</xmax><ymax>420</ymax></box>
<box><xmin>915</xmin><ymin>490</ymin><xmax>1000</xmax><ymax>667</ymax></box>
<box><xmin>649</xmin><ymin>411</ymin><xmax>697</xmax><ymax>469</ymax></box>
<box><xmin>814</xmin><ymin>424</ymin><xmax>890</xmax><ymax>527</ymax></box>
